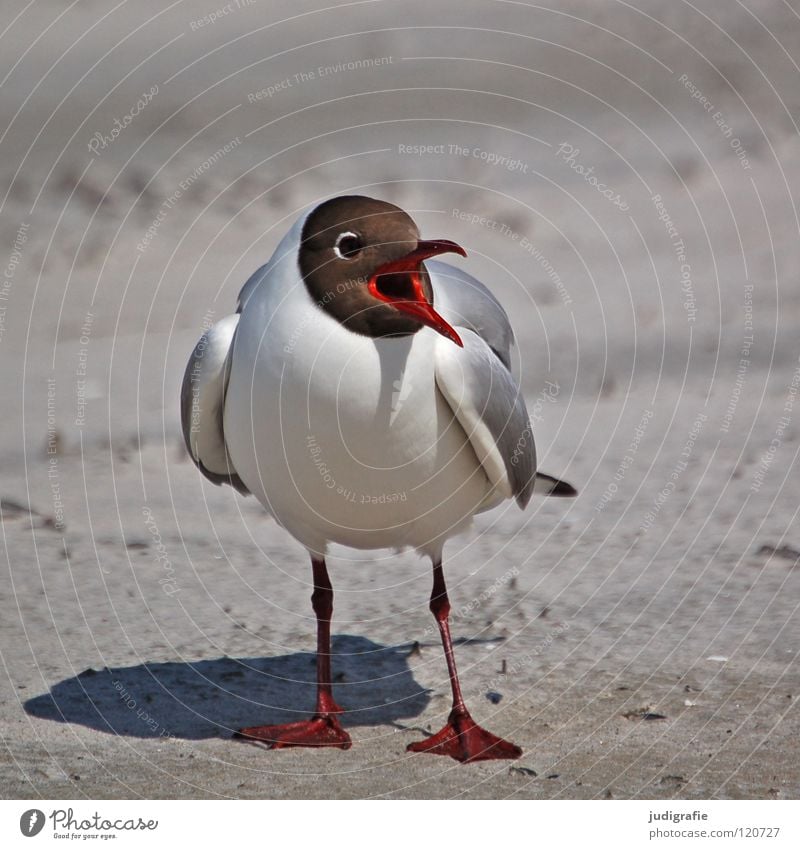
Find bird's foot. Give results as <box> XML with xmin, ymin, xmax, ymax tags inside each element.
<box><xmin>234</xmin><ymin>714</ymin><xmax>351</xmax><ymax>750</ymax></box>
<box><xmin>407</xmin><ymin>709</ymin><xmax>521</xmax><ymax>762</ymax></box>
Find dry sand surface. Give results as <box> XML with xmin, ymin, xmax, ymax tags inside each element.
<box><xmin>1</xmin><ymin>0</ymin><xmax>799</xmax><ymax>799</ymax></box>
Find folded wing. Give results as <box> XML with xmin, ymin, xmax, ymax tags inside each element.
<box><xmin>435</xmin><ymin>328</ymin><xmax>536</xmax><ymax>509</ymax></box>
<box><xmin>430</xmin><ymin>261</ymin><xmax>576</xmax><ymax>505</ymax></box>
<box><xmin>180</xmin><ymin>314</ymin><xmax>250</xmax><ymax>494</ymax></box>
<box><xmin>427</xmin><ymin>259</ymin><xmax>514</xmax><ymax>369</ymax></box>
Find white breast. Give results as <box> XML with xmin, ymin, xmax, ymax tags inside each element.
<box><xmin>224</xmin><ymin>250</ymin><xmax>494</xmax><ymax>558</ymax></box>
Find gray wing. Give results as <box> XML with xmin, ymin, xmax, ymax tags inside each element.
<box><xmin>427</xmin><ymin>259</ymin><xmax>514</xmax><ymax>369</ymax></box>
<box><xmin>431</xmin><ymin>263</ymin><xmax>576</xmax><ymax>503</ymax></box>
<box><xmin>236</xmin><ymin>262</ymin><xmax>270</xmax><ymax>313</ymax></box>
<box><xmin>180</xmin><ymin>314</ymin><xmax>250</xmax><ymax>495</ymax></box>
<box><xmin>435</xmin><ymin>328</ymin><xmax>536</xmax><ymax>509</ymax></box>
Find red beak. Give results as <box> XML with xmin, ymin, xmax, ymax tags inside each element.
<box><xmin>367</xmin><ymin>239</ymin><xmax>467</xmax><ymax>346</ymax></box>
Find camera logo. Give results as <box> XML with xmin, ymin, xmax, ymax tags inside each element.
<box><xmin>19</xmin><ymin>809</ymin><xmax>46</xmax><ymax>837</ymax></box>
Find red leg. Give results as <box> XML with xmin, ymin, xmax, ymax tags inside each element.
<box><xmin>407</xmin><ymin>560</ymin><xmax>522</xmax><ymax>763</ymax></box>
<box><xmin>234</xmin><ymin>556</ymin><xmax>351</xmax><ymax>750</ymax></box>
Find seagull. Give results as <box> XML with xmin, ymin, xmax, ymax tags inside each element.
<box><xmin>181</xmin><ymin>195</ymin><xmax>575</xmax><ymax>762</ymax></box>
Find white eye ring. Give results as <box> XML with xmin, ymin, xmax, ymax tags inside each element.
<box><xmin>334</xmin><ymin>231</ymin><xmax>362</xmax><ymax>259</ymax></box>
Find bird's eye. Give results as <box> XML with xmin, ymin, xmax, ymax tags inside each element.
<box><xmin>334</xmin><ymin>231</ymin><xmax>363</xmax><ymax>259</ymax></box>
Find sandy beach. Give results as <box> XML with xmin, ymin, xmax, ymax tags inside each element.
<box><xmin>1</xmin><ymin>0</ymin><xmax>799</xmax><ymax>799</ymax></box>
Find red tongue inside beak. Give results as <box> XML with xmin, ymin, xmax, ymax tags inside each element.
<box><xmin>367</xmin><ymin>239</ymin><xmax>466</xmax><ymax>346</ymax></box>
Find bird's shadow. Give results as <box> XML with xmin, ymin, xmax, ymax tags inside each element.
<box><xmin>24</xmin><ymin>635</ymin><xmax>430</xmax><ymax>740</ymax></box>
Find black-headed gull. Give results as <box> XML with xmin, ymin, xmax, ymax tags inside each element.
<box><xmin>181</xmin><ymin>196</ymin><xmax>575</xmax><ymax>762</ymax></box>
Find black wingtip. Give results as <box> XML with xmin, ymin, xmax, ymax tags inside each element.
<box><xmin>534</xmin><ymin>472</ymin><xmax>578</xmax><ymax>498</ymax></box>
<box><xmin>550</xmin><ymin>479</ymin><xmax>578</xmax><ymax>497</ymax></box>
<box><xmin>197</xmin><ymin>460</ymin><xmax>252</xmax><ymax>496</ymax></box>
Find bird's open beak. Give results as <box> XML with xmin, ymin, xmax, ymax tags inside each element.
<box><xmin>367</xmin><ymin>239</ymin><xmax>466</xmax><ymax>346</ymax></box>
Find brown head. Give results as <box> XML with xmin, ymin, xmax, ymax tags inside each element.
<box><xmin>298</xmin><ymin>195</ymin><xmax>465</xmax><ymax>345</ymax></box>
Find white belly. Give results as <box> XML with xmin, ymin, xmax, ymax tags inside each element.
<box><xmin>224</xmin><ymin>281</ymin><xmax>493</xmax><ymax>556</ymax></box>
